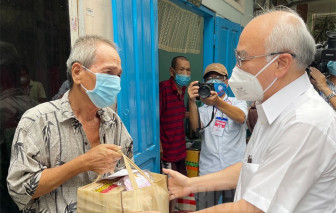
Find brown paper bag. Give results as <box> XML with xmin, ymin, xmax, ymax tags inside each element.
<box><xmin>77</xmin><ymin>152</ymin><xmax>169</xmax><ymax>213</ymax></box>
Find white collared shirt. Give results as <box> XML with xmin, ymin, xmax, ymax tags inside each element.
<box><xmin>235</xmin><ymin>73</ymin><xmax>336</xmax><ymax>212</ymax></box>
<box><xmin>198</xmin><ymin>95</ymin><xmax>247</xmax><ymax>175</ymax></box>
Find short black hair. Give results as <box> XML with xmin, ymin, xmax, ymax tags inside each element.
<box><xmin>171</xmin><ymin>56</ymin><xmax>189</xmax><ymax>69</ymax></box>
<box><xmin>21</xmin><ymin>65</ymin><xmax>30</xmax><ymax>74</ymax></box>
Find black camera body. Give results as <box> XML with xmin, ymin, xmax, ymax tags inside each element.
<box><xmin>310</xmin><ymin>31</ymin><xmax>336</xmax><ymax>74</ymax></box>
<box><xmin>196</xmin><ymin>82</ymin><xmax>215</xmax><ymax>99</ymax></box>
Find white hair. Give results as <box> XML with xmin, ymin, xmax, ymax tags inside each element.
<box><xmin>261</xmin><ymin>8</ymin><xmax>316</xmax><ymax>70</ymax></box>
<box><xmin>66</xmin><ymin>35</ymin><xmax>117</xmax><ymax>88</ymax></box>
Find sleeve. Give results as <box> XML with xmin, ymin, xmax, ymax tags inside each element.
<box><xmin>198</xmin><ymin>105</ymin><xmax>208</xmax><ymax>127</ymax></box>
<box><xmin>242</xmin><ymin>122</ymin><xmax>328</xmax><ymax>212</ymax></box>
<box><xmin>232</xmin><ymin>99</ymin><xmax>248</xmax><ymax>121</ymax></box>
<box><xmin>37</xmin><ymin>82</ymin><xmax>47</xmax><ymax>99</ymax></box>
<box><xmin>7</xmin><ymin>126</ymin><xmax>46</xmax><ymax>210</ymax></box>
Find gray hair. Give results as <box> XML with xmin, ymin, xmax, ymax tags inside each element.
<box><xmin>262</xmin><ymin>8</ymin><xmax>316</xmax><ymax>70</ymax></box>
<box><xmin>66</xmin><ymin>35</ymin><xmax>117</xmax><ymax>88</ymax></box>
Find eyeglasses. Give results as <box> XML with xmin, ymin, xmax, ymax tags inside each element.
<box><xmin>204</xmin><ymin>75</ymin><xmax>227</xmax><ymax>82</ymax></box>
<box><xmin>234</xmin><ymin>49</ymin><xmax>296</xmax><ymax>67</ymax></box>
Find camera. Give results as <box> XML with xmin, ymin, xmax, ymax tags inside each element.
<box><xmin>310</xmin><ymin>31</ymin><xmax>336</xmax><ymax>74</ymax></box>
<box><xmin>196</xmin><ymin>82</ymin><xmax>215</xmax><ymax>99</ymax></box>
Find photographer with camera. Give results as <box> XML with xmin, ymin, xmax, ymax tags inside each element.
<box><xmin>309</xmin><ymin>62</ymin><xmax>336</xmax><ymax>110</ymax></box>
<box><xmin>308</xmin><ymin>31</ymin><xmax>336</xmax><ymax>110</ymax></box>
<box><xmin>187</xmin><ymin>63</ymin><xmax>247</xmax><ymax>210</ymax></box>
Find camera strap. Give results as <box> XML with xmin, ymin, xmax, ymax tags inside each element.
<box><xmin>196</xmin><ymin>105</ymin><xmax>215</xmax><ymax>133</ymax></box>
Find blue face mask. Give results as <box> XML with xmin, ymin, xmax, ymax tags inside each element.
<box><xmin>206</xmin><ymin>79</ymin><xmax>227</xmax><ymax>97</ymax></box>
<box><xmin>81</xmin><ymin>65</ymin><xmax>121</xmax><ymax>108</ymax></box>
<box><xmin>327</xmin><ymin>61</ymin><xmax>336</xmax><ymax>76</ymax></box>
<box><xmin>175</xmin><ymin>72</ymin><xmax>191</xmax><ymax>87</ymax></box>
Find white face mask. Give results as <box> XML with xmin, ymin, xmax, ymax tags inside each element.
<box><xmin>228</xmin><ymin>55</ymin><xmax>279</xmax><ymax>101</ymax></box>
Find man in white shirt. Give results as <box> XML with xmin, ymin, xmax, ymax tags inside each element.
<box><xmin>163</xmin><ymin>8</ymin><xmax>336</xmax><ymax>213</ymax></box>
<box><xmin>188</xmin><ymin>63</ymin><xmax>247</xmax><ymax>210</ymax></box>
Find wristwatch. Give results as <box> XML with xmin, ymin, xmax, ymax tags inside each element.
<box><xmin>327</xmin><ymin>90</ymin><xmax>336</xmax><ymax>101</ymax></box>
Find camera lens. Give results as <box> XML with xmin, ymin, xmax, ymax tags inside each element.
<box><xmin>198</xmin><ymin>85</ymin><xmax>211</xmax><ymax>99</ymax></box>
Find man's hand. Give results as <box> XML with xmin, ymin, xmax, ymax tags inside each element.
<box><xmin>200</xmin><ymin>91</ymin><xmax>220</xmax><ymax>106</ymax></box>
<box><xmin>162</xmin><ymin>168</ymin><xmax>193</xmax><ymax>200</ymax></box>
<box><xmin>310</xmin><ymin>67</ymin><xmax>329</xmax><ymax>92</ymax></box>
<box><xmin>83</xmin><ymin>144</ymin><xmax>122</xmax><ymax>174</ymax></box>
<box><xmin>188</xmin><ymin>81</ymin><xmax>199</xmax><ymax>102</ymax></box>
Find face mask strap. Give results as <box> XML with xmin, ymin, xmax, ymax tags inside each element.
<box><xmin>253</xmin><ymin>55</ymin><xmax>279</xmax><ymax>94</ymax></box>
<box><xmin>255</xmin><ymin>55</ymin><xmax>279</xmax><ymax>77</ymax></box>
<box><xmin>80</xmin><ymin>65</ymin><xmax>97</xmax><ymax>92</ymax></box>
<box><xmin>81</xmin><ymin>65</ymin><xmax>95</xmax><ymax>75</ymax></box>
<box><xmin>81</xmin><ymin>84</ymin><xmax>89</xmax><ymax>92</ymax></box>
<box><xmin>263</xmin><ymin>77</ymin><xmax>277</xmax><ymax>93</ymax></box>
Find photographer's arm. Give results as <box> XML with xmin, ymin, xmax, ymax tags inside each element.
<box><xmin>188</xmin><ymin>98</ymin><xmax>202</xmax><ymax>131</ymax></box>
<box><xmin>202</xmin><ymin>91</ymin><xmax>245</xmax><ymax>124</ymax></box>
<box><xmin>215</xmin><ymin>96</ymin><xmax>245</xmax><ymax>124</ymax></box>
<box><xmin>188</xmin><ymin>81</ymin><xmax>203</xmax><ymax>131</ymax></box>
<box><xmin>310</xmin><ymin>67</ymin><xmax>336</xmax><ymax>110</ymax></box>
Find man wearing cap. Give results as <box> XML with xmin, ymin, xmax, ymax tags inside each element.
<box><xmin>187</xmin><ymin>63</ymin><xmax>247</xmax><ymax>210</ymax></box>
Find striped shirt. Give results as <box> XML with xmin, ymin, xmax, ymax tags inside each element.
<box><xmin>7</xmin><ymin>91</ymin><xmax>133</xmax><ymax>212</ymax></box>
<box><xmin>159</xmin><ymin>77</ymin><xmax>187</xmax><ymax>162</ymax></box>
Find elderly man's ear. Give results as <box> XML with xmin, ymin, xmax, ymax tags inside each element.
<box><xmin>274</xmin><ymin>53</ymin><xmax>293</xmax><ymax>78</ymax></box>
<box><xmin>72</xmin><ymin>63</ymin><xmax>83</xmax><ymax>84</ymax></box>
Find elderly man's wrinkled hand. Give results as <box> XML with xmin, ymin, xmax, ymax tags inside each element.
<box><xmin>83</xmin><ymin>144</ymin><xmax>122</xmax><ymax>174</ymax></box>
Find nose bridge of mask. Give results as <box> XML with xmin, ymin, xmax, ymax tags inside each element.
<box><xmin>205</xmin><ymin>79</ymin><xmax>223</xmax><ymax>84</ymax></box>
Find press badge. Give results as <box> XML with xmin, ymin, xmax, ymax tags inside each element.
<box><xmin>212</xmin><ymin>117</ymin><xmax>228</xmax><ymax>136</ymax></box>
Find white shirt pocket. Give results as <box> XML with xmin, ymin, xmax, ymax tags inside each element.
<box><xmin>235</xmin><ymin>160</ymin><xmax>260</xmax><ymax>201</ymax></box>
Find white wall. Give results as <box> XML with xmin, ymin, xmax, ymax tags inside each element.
<box><xmin>202</xmin><ymin>0</ymin><xmax>254</xmax><ymax>26</ymax></box>
<box><xmin>68</xmin><ymin>0</ymin><xmax>114</xmax><ymax>46</ymax></box>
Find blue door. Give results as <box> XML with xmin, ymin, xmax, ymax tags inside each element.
<box><xmin>111</xmin><ymin>0</ymin><xmax>160</xmax><ymax>172</ymax></box>
<box><xmin>214</xmin><ymin>17</ymin><xmax>242</xmax><ymax>96</ymax></box>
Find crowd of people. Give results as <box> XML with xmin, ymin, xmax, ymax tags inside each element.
<box><xmin>1</xmin><ymin>6</ymin><xmax>335</xmax><ymax>213</ymax></box>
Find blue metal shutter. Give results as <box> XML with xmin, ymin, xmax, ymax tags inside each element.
<box><xmin>214</xmin><ymin>17</ymin><xmax>242</xmax><ymax>97</ymax></box>
<box><xmin>112</xmin><ymin>0</ymin><xmax>160</xmax><ymax>172</ymax></box>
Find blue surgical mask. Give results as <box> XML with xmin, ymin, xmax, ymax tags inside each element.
<box><xmin>81</xmin><ymin>65</ymin><xmax>121</xmax><ymax>108</ymax></box>
<box><xmin>174</xmin><ymin>72</ymin><xmax>191</xmax><ymax>87</ymax></box>
<box><xmin>205</xmin><ymin>79</ymin><xmax>227</xmax><ymax>97</ymax></box>
<box><xmin>327</xmin><ymin>61</ymin><xmax>336</xmax><ymax>76</ymax></box>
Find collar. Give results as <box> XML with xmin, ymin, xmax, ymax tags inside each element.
<box><xmin>169</xmin><ymin>77</ymin><xmax>186</xmax><ymax>94</ymax></box>
<box><xmin>59</xmin><ymin>91</ymin><xmax>115</xmax><ymax>128</ymax></box>
<box><xmin>258</xmin><ymin>72</ymin><xmax>311</xmax><ymax>125</ymax></box>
